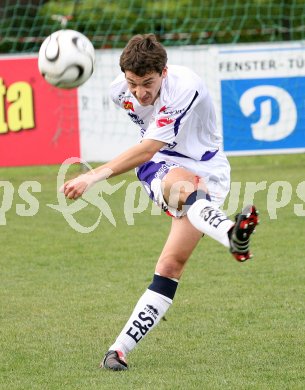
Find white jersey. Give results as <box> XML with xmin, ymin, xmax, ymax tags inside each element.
<box><xmin>110</xmin><ymin>65</ymin><xmax>223</xmax><ymax>162</ymax></box>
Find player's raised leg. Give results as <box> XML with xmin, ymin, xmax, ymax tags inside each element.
<box><xmin>162</xmin><ymin>167</ymin><xmax>259</xmax><ymax>261</ymax></box>
<box><xmin>101</xmin><ymin>216</ymin><xmax>202</xmax><ymax>370</ymax></box>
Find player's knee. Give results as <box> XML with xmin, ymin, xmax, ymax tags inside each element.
<box><xmin>156</xmin><ymin>254</ymin><xmax>189</xmax><ymax>279</ymax></box>
<box><xmin>162</xmin><ymin>169</ymin><xmax>207</xmax><ymax>210</ymax></box>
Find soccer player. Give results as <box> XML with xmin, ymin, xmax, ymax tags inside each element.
<box><xmin>61</xmin><ymin>34</ymin><xmax>259</xmax><ymax>371</ymax></box>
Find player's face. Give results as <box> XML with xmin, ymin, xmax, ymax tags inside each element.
<box><xmin>125</xmin><ymin>68</ymin><xmax>167</xmax><ymax>106</ymax></box>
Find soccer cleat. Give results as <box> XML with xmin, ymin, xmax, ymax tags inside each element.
<box><xmin>229</xmin><ymin>205</ymin><xmax>259</xmax><ymax>262</ymax></box>
<box><xmin>101</xmin><ymin>350</ymin><xmax>128</xmax><ymax>371</ymax></box>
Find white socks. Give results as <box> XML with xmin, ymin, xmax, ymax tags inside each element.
<box><xmin>109</xmin><ymin>275</ymin><xmax>177</xmax><ymax>356</ymax></box>
<box><xmin>186</xmin><ymin>198</ymin><xmax>234</xmax><ymax>248</ymax></box>
<box><xmin>107</xmin><ymin>195</ymin><xmax>233</xmax><ymax>358</ymax></box>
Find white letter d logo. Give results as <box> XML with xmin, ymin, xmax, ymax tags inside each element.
<box><xmin>239</xmin><ymin>85</ymin><xmax>297</xmax><ymax>141</ymax></box>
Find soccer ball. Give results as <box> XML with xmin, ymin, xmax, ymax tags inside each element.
<box><xmin>38</xmin><ymin>29</ymin><xmax>95</xmax><ymax>89</ymax></box>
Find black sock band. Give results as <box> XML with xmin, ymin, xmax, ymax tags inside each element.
<box><xmin>184</xmin><ymin>190</ymin><xmax>211</xmax><ymax>212</ymax></box>
<box><xmin>148</xmin><ymin>274</ymin><xmax>178</xmax><ymax>300</ymax></box>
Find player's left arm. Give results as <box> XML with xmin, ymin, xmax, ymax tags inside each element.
<box><xmin>61</xmin><ymin>139</ymin><xmax>165</xmax><ymax>199</ymax></box>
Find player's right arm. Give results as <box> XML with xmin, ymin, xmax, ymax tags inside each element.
<box><xmin>61</xmin><ymin>74</ymin><xmax>166</xmax><ymax>200</ymax></box>
<box><xmin>60</xmin><ymin>138</ymin><xmax>165</xmax><ymax>200</ymax></box>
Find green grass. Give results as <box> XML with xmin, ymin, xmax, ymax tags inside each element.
<box><xmin>1</xmin><ymin>154</ymin><xmax>305</xmax><ymax>390</ymax></box>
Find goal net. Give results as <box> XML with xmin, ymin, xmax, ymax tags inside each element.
<box><xmin>1</xmin><ymin>0</ymin><xmax>304</xmax><ymax>161</ymax></box>
<box><xmin>1</xmin><ymin>0</ymin><xmax>304</xmax><ymax>53</ymax></box>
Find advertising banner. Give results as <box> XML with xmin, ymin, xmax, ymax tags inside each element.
<box><xmin>0</xmin><ymin>56</ymin><xmax>80</xmax><ymax>166</ymax></box>
<box><xmin>2</xmin><ymin>42</ymin><xmax>304</xmax><ymax>167</ymax></box>
<box><xmin>219</xmin><ymin>43</ymin><xmax>305</xmax><ymax>155</ymax></box>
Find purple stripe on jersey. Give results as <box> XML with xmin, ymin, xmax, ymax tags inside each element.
<box><xmin>159</xmin><ymin>148</ymin><xmax>218</xmax><ymax>161</ymax></box>
<box><xmin>200</xmin><ymin>149</ymin><xmax>219</xmax><ymax>161</ymax></box>
<box><xmin>174</xmin><ymin>90</ymin><xmax>199</xmax><ymax>136</ymax></box>
<box><xmin>159</xmin><ymin>150</ymin><xmax>190</xmax><ymax>159</ymax></box>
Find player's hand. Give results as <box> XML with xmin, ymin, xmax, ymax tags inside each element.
<box><xmin>59</xmin><ymin>173</ymin><xmax>97</xmax><ymax>200</ymax></box>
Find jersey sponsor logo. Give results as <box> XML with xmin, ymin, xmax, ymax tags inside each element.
<box><xmin>167</xmin><ymin>141</ymin><xmax>177</xmax><ymax>149</ymax></box>
<box><xmin>118</xmin><ymin>92</ymin><xmax>133</xmax><ymax>102</ymax></box>
<box><xmin>128</xmin><ymin>112</ymin><xmax>144</xmax><ymax>125</ymax></box>
<box><xmin>123</xmin><ymin>100</ymin><xmax>135</xmax><ymax>112</ymax></box>
<box><xmin>156</xmin><ymin>116</ymin><xmax>175</xmax><ymax>128</ymax></box>
<box><xmin>158</xmin><ymin>105</ymin><xmax>185</xmax><ymax>115</ymax></box>
<box><xmin>118</xmin><ymin>92</ymin><xmax>125</xmax><ymax>103</ymax></box>
<box><xmin>154</xmin><ymin>162</ymin><xmax>178</xmax><ymax>180</ymax></box>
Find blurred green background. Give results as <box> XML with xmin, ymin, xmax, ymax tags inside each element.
<box><xmin>1</xmin><ymin>0</ymin><xmax>305</xmax><ymax>53</ymax></box>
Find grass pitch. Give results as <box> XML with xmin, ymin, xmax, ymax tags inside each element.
<box><xmin>1</xmin><ymin>154</ymin><xmax>305</xmax><ymax>390</ymax></box>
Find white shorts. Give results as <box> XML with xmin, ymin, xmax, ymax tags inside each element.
<box><xmin>136</xmin><ymin>150</ymin><xmax>231</xmax><ymax>218</ymax></box>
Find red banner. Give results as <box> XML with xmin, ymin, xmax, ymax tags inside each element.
<box><xmin>0</xmin><ymin>56</ymin><xmax>80</xmax><ymax>166</ymax></box>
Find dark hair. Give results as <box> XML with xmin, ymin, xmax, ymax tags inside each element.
<box><xmin>120</xmin><ymin>34</ymin><xmax>167</xmax><ymax>76</ymax></box>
